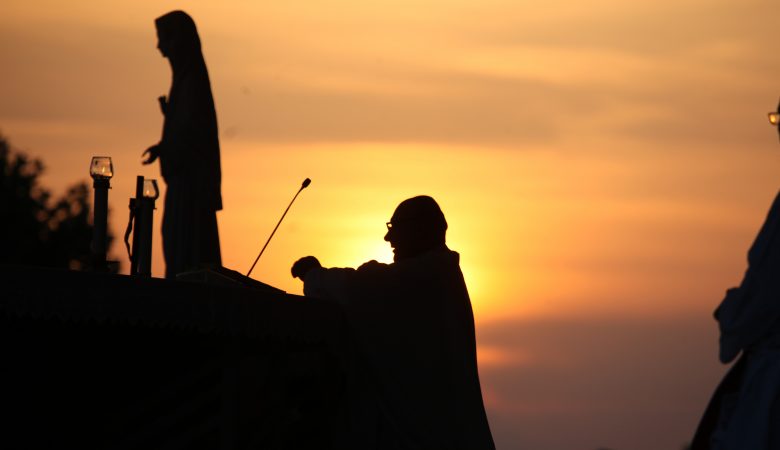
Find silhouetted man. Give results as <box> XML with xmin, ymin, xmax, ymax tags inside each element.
<box><xmin>142</xmin><ymin>11</ymin><xmax>222</xmax><ymax>278</ymax></box>
<box><xmin>291</xmin><ymin>196</ymin><xmax>495</xmax><ymax>450</ymax></box>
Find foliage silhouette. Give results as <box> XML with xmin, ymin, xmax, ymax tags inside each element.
<box><xmin>0</xmin><ymin>133</ymin><xmax>112</xmax><ymax>270</ymax></box>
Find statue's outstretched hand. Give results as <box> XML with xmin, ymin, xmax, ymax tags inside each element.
<box><xmin>291</xmin><ymin>256</ymin><xmax>321</xmax><ymax>280</ymax></box>
<box><xmin>142</xmin><ymin>144</ymin><xmax>160</xmax><ymax>165</ymax></box>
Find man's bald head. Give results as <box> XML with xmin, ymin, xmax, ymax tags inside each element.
<box><xmin>384</xmin><ymin>196</ymin><xmax>448</xmax><ymax>261</ymax></box>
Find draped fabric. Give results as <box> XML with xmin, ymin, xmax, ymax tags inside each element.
<box><xmin>717</xmin><ymin>191</ymin><xmax>780</xmax><ymax>364</ymax></box>
<box><xmin>303</xmin><ymin>247</ymin><xmax>496</xmax><ymax>450</ymax></box>
<box><xmin>693</xmin><ymin>191</ymin><xmax>780</xmax><ymax>449</ymax></box>
<box><xmin>162</xmin><ymin>179</ymin><xmax>221</xmax><ymax>279</ymax></box>
<box><xmin>154</xmin><ymin>11</ymin><xmax>222</xmax><ymax>278</ymax></box>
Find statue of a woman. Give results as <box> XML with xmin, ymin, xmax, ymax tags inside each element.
<box><xmin>143</xmin><ymin>10</ymin><xmax>222</xmax><ymax>278</ymax></box>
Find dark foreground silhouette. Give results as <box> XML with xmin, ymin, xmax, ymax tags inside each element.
<box><xmin>143</xmin><ymin>10</ymin><xmax>222</xmax><ymax>279</ymax></box>
<box><xmin>1</xmin><ymin>264</ymin><xmax>345</xmax><ymax>450</ymax></box>
<box><xmin>692</xmin><ymin>110</ymin><xmax>780</xmax><ymax>449</ymax></box>
<box><xmin>0</xmin><ymin>134</ymin><xmax>108</xmax><ymax>270</ymax></box>
<box><xmin>292</xmin><ymin>196</ymin><xmax>496</xmax><ymax>450</ymax></box>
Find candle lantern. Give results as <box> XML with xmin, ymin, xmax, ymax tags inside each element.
<box><xmin>89</xmin><ymin>156</ymin><xmax>113</xmax><ymax>271</ymax></box>
<box><xmin>769</xmin><ymin>98</ymin><xmax>780</xmax><ymax>126</ymax></box>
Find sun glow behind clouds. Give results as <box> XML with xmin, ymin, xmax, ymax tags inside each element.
<box><xmin>218</xmin><ymin>141</ymin><xmax>526</xmax><ymax>310</ymax></box>
<box><xmin>3</xmin><ymin>1</ymin><xmax>780</xmax><ymax>448</ymax></box>
<box><xmin>215</xmin><ymin>138</ymin><xmax>780</xmax><ymax>324</ymax></box>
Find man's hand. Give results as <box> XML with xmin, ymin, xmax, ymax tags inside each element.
<box><xmin>291</xmin><ymin>256</ymin><xmax>321</xmax><ymax>280</ymax></box>
<box><xmin>142</xmin><ymin>144</ymin><xmax>160</xmax><ymax>165</ymax></box>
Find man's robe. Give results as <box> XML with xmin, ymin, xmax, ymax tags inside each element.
<box><xmin>304</xmin><ymin>246</ymin><xmax>495</xmax><ymax>450</ymax></box>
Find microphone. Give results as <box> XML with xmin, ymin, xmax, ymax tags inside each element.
<box><xmin>246</xmin><ymin>178</ymin><xmax>311</xmax><ymax>277</ymax></box>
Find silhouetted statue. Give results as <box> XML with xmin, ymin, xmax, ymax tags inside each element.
<box><xmin>143</xmin><ymin>10</ymin><xmax>222</xmax><ymax>279</ymax></box>
<box><xmin>291</xmin><ymin>196</ymin><xmax>495</xmax><ymax>450</ymax></box>
<box><xmin>692</xmin><ymin>118</ymin><xmax>780</xmax><ymax>449</ymax></box>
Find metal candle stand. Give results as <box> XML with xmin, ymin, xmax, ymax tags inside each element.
<box><xmin>128</xmin><ymin>175</ymin><xmax>159</xmax><ymax>277</ymax></box>
<box><xmin>90</xmin><ymin>157</ymin><xmax>113</xmax><ymax>272</ymax></box>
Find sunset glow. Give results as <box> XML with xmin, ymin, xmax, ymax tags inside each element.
<box><xmin>3</xmin><ymin>0</ymin><xmax>780</xmax><ymax>448</ymax></box>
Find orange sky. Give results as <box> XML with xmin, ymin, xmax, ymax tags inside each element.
<box><xmin>2</xmin><ymin>1</ymin><xmax>780</xmax><ymax>448</ymax></box>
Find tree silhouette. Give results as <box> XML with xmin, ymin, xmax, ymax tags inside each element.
<box><xmin>0</xmin><ymin>133</ymin><xmax>112</xmax><ymax>270</ymax></box>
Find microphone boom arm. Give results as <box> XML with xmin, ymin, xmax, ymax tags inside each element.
<box><xmin>246</xmin><ymin>178</ymin><xmax>311</xmax><ymax>277</ymax></box>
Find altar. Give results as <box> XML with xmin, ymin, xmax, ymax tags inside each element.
<box><xmin>1</xmin><ymin>265</ymin><xmax>347</xmax><ymax>449</ymax></box>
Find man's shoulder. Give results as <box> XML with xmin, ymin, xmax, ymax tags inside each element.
<box><xmin>350</xmin><ymin>247</ymin><xmax>462</xmax><ymax>279</ymax></box>
<box><xmin>408</xmin><ymin>246</ymin><xmax>460</xmax><ymax>267</ymax></box>
<box><xmin>391</xmin><ymin>247</ymin><xmax>462</xmax><ymax>279</ymax></box>
<box><xmin>356</xmin><ymin>259</ymin><xmax>396</xmax><ymax>277</ymax></box>
<box><xmin>356</xmin><ymin>260</ymin><xmax>389</xmax><ymax>272</ymax></box>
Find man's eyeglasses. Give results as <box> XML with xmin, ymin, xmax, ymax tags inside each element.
<box><xmin>387</xmin><ymin>218</ymin><xmax>415</xmax><ymax>230</ymax></box>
